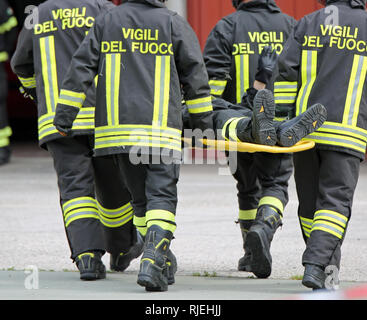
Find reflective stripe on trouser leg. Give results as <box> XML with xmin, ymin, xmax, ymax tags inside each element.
<box><xmin>0</xmin><ymin>126</ymin><xmax>12</xmax><ymax>147</ymax></box>
<box><xmin>97</xmin><ymin>201</ymin><xmax>133</xmax><ymax>228</ymax></box>
<box><xmin>146</xmin><ymin>210</ymin><xmax>176</xmax><ymax>234</ymax></box>
<box><xmin>299</xmin><ymin>216</ymin><xmax>313</xmax><ymax>239</ymax></box>
<box><xmin>97</xmin><ymin>201</ymin><xmax>135</xmax><ymax>255</ymax></box>
<box><xmin>134</xmin><ymin>215</ymin><xmax>147</xmax><ymax>237</ymax></box>
<box><xmin>258</xmin><ymin>196</ymin><xmax>284</xmax><ymax>215</ymax></box>
<box><xmin>61</xmin><ymin>196</ymin><xmax>104</xmax><ymax>259</ymax></box>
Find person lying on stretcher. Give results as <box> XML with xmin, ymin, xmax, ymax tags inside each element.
<box><xmin>182</xmin><ymin>46</ymin><xmax>327</xmax><ymax>148</ymax></box>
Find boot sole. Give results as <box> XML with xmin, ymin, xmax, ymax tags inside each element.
<box><xmin>137</xmin><ymin>273</ymin><xmax>168</xmax><ymax>292</ymax></box>
<box><xmin>253</xmin><ymin>90</ymin><xmax>277</xmax><ymax>146</ymax></box>
<box><xmin>279</xmin><ymin>103</ymin><xmax>327</xmax><ymax>147</ymax></box>
<box><xmin>80</xmin><ymin>272</ymin><xmax>106</xmax><ymax>281</ymax></box>
<box><xmin>245</xmin><ymin>229</ymin><xmax>272</xmax><ymax>279</ymax></box>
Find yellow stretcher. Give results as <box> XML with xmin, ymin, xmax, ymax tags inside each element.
<box><xmin>197</xmin><ymin>139</ymin><xmax>315</xmax><ymax>154</ymax></box>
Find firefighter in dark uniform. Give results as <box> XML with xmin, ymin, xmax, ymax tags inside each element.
<box><xmin>0</xmin><ymin>0</ymin><xmax>17</xmax><ymax>165</ymax></box>
<box><xmin>11</xmin><ymin>0</ymin><xmax>143</xmax><ymax>281</ymax></box>
<box><xmin>53</xmin><ymin>0</ymin><xmax>213</xmax><ymax>292</ymax></box>
<box><xmin>203</xmin><ymin>0</ymin><xmax>297</xmax><ymax>278</ymax></box>
<box><xmin>276</xmin><ymin>0</ymin><xmax>367</xmax><ymax>289</ymax></box>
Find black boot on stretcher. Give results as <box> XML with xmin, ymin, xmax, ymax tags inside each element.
<box><xmin>275</xmin><ymin>103</ymin><xmax>327</xmax><ymax>147</ymax></box>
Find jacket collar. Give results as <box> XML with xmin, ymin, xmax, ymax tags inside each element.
<box><xmin>237</xmin><ymin>0</ymin><xmax>281</xmax><ymax>13</ymax></box>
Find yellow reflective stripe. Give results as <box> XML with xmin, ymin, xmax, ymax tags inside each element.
<box><xmin>94</xmin><ymin>140</ymin><xmax>182</xmax><ymax>152</ymax></box>
<box><xmin>239</xmin><ymin>209</ymin><xmax>257</xmax><ymax>221</ymax></box>
<box><xmin>258</xmin><ymin>196</ymin><xmax>284</xmax><ymax>214</ymax></box>
<box><xmin>209</xmin><ymin>79</ymin><xmax>227</xmax><ymax>96</ymax></box>
<box><xmin>40</xmin><ymin>36</ymin><xmax>58</xmax><ymax>114</ymax></box>
<box><xmin>95</xmin><ymin>129</ymin><xmax>181</xmax><ymax>141</ymax></box>
<box><xmin>300</xmin><ymin>216</ymin><xmax>312</xmax><ymax>238</ymax></box>
<box><xmin>228</xmin><ymin>117</ymin><xmax>245</xmax><ymax>142</ymax></box>
<box><xmin>0</xmin><ymin>51</ymin><xmax>8</xmax><ymax>62</ymax></box>
<box><xmin>153</xmin><ymin>56</ymin><xmax>171</xmax><ymax>127</ymax></box>
<box><xmin>274</xmin><ymin>81</ymin><xmax>298</xmax><ymax>93</ymax></box>
<box><xmin>312</xmin><ymin>221</ymin><xmax>344</xmax><ymax>239</ymax></box>
<box><xmin>343</xmin><ymin>55</ymin><xmax>367</xmax><ymax>127</ymax></box>
<box><xmin>95</xmin><ymin>135</ymin><xmax>181</xmax><ymax>146</ymax></box>
<box><xmin>62</xmin><ymin>196</ymin><xmax>97</xmax><ymax>212</ymax></box>
<box><xmin>106</xmin><ymin>54</ymin><xmax>121</xmax><ymax>126</ymax></box>
<box><xmin>18</xmin><ymin>76</ymin><xmax>36</xmax><ymax>89</ymax></box>
<box><xmin>146</xmin><ymin>210</ymin><xmax>175</xmax><ymax>223</ymax></box>
<box><xmin>296</xmin><ymin>50</ymin><xmax>317</xmax><ymax>115</ymax></box>
<box><xmin>304</xmin><ymin>132</ymin><xmax>366</xmax><ymax>154</ymax></box>
<box><xmin>146</xmin><ymin>210</ymin><xmax>176</xmax><ymax>233</ymax></box>
<box><xmin>97</xmin><ymin>201</ymin><xmax>133</xmax><ymax>217</ymax></box>
<box><xmin>65</xmin><ymin>213</ymin><xmax>100</xmax><ymax>227</ymax></box>
<box><xmin>95</xmin><ymin>125</ymin><xmax>181</xmax><ymax>137</ymax></box>
<box><xmin>98</xmin><ymin>211</ymin><xmax>133</xmax><ymax>228</ymax></box>
<box><xmin>235</xmin><ymin>54</ymin><xmax>250</xmax><ymax>104</ymax></box>
<box><xmin>221</xmin><ymin>117</ymin><xmax>237</xmax><ymax>141</ymax></box>
<box><xmin>147</xmin><ymin>220</ymin><xmax>176</xmax><ymax>233</ymax></box>
<box><xmin>186</xmin><ymin>96</ymin><xmax>213</xmax><ymax>114</ymax></box>
<box><xmin>77</xmin><ymin>252</ymin><xmax>94</xmax><ymax>259</ymax></box>
<box><xmin>134</xmin><ymin>216</ymin><xmax>147</xmax><ymax>236</ymax></box>
<box><xmin>58</xmin><ymin>89</ymin><xmax>86</xmax><ymax>109</ymax></box>
<box><xmin>317</xmin><ymin>121</ymin><xmax>367</xmax><ymax>142</ymax></box>
<box><xmin>0</xmin><ymin>16</ymin><xmax>18</xmax><ymax>34</ymax></box>
<box><xmin>134</xmin><ymin>215</ymin><xmax>146</xmax><ymax>226</ymax></box>
<box><xmin>0</xmin><ymin>137</ymin><xmax>9</xmax><ymax>147</ymax></box>
<box><xmin>314</xmin><ymin>210</ymin><xmax>348</xmax><ymax>228</ymax></box>
<box><xmin>274</xmin><ymin>92</ymin><xmax>297</xmax><ymax>104</ymax></box>
<box><xmin>0</xmin><ymin>126</ymin><xmax>12</xmax><ymax>139</ymax></box>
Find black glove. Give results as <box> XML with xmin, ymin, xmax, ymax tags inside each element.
<box><xmin>240</xmin><ymin>87</ymin><xmax>258</xmax><ymax>109</ymax></box>
<box><xmin>53</xmin><ymin>105</ymin><xmax>79</xmax><ymax>137</ymax></box>
<box><xmin>255</xmin><ymin>46</ymin><xmax>279</xmax><ymax>85</ymax></box>
<box><xmin>19</xmin><ymin>86</ymin><xmax>38</xmax><ymax>104</ymax></box>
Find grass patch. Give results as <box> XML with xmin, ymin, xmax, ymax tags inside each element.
<box><xmin>290</xmin><ymin>275</ymin><xmax>303</xmax><ymax>280</ymax></box>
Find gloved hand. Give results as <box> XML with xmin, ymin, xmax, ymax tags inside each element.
<box><xmin>19</xmin><ymin>86</ymin><xmax>38</xmax><ymax>104</ymax></box>
<box><xmin>53</xmin><ymin>105</ymin><xmax>79</xmax><ymax>137</ymax></box>
<box><xmin>255</xmin><ymin>46</ymin><xmax>279</xmax><ymax>85</ymax></box>
<box><xmin>240</xmin><ymin>87</ymin><xmax>258</xmax><ymax>109</ymax></box>
<box><xmin>54</xmin><ymin>125</ymin><xmax>72</xmax><ymax>137</ymax></box>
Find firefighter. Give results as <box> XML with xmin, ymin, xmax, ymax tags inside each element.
<box><xmin>276</xmin><ymin>0</ymin><xmax>367</xmax><ymax>289</ymax></box>
<box><xmin>203</xmin><ymin>0</ymin><xmax>297</xmax><ymax>278</ymax></box>
<box><xmin>11</xmin><ymin>0</ymin><xmax>143</xmax><ymax>281</ymax></box>
<box><xmin>53</xmin><ymin>0</ymin><xmax>213</xmax><ymax>292</ymax></box>
<box><xmin>0</xmin><ymin>0</ymin><xmax>17</xmax><ymax>165</ymax></box>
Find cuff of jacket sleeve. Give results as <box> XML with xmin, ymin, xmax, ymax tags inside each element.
<box><xmin>54</xmin><ymin>104</ymin><xmax>80</xmax><ymax>129</ymax></box>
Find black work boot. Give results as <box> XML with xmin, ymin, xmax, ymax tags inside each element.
<box><xmin>245</xmin><ymin>206</ymin><xmax>282</xmax><ymax>278</ymax></box>
<box><xmin>0</xmin><ymin>146</ymin><xmax>11</xmax><ymax>166</ymax></box>
<box><xmin>251</xmin><ymin>89</ymin><xmax>277</xmax><ymax>146</ymax></box>
<box><xmin>75</xmin><ymin>251</ymin><xmax>106</xmax><ymax>281</ymax></box>
<box><xmin>276</xmin><ymin>103</ymin><xmax>327</xmax><ymax>147</ymax></box>
<box><xmin>302</xmin><ymin>264</ymin><xmax>326</xmax><ymax>290</ymax></box>
<box><xmin>165</xmin><ymin>249</ymin><xmax>178</xmax><ymax>285</ymax></box>
<box><xmin>237</xmin><ymin>220</ymin><xmax>253</xmax><ymax>272</ymax></box>
<box><xmin>137</xmin><ymin>225</ymin><xmax>173</xmax><ymax>292</ymax></box>
<box><xmin>110</xmin><ymin>231</ymin><xmax>144</xmax><ymax>272</ymax></box>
